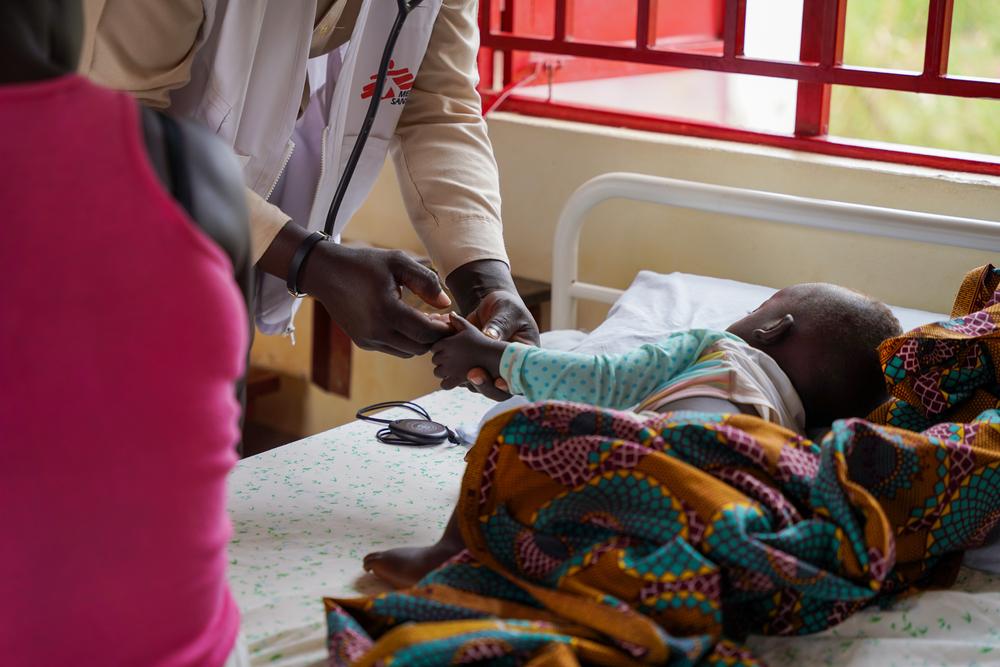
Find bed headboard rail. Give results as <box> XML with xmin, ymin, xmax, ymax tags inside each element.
<box><xmin>551</xmin><ymin>172</ymin><xmax>1000</xmax><ymax>330</ymax></box>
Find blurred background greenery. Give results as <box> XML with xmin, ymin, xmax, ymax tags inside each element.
<box><xmin>831</xmin><ymin>0</ymin><xmax>1000</xmax><ymax>156</ymax></box>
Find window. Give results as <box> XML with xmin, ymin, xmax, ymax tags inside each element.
<box><xmin>477</xmin><ymin>0</ymin><xmax>1000</xmax><ymax>176</ymax></box>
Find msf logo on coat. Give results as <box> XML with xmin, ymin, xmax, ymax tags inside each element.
<box><xmin>361</xmin><ymin>60</ymin><xmax>414</xmax><ymax>105</ymax></box>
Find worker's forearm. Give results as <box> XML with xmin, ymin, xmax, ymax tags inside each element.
<box><xmin>261</xmin><ymin>232</ymin><xmax>517</xmax><ymax>318</ymax></box>
<box><xmin>260</xmin><ymin>228</ymin><xmax>515</xmax><ymax>304</ymax></box>
<box><xmin>255</xmin><ymin>221</ymin><xmax>312</xmax><ymax>281</ymax></box>
<box><xmin>445</xmin><ymin>259</ymin><xmax>517</xmax><ymax>315</ymax></box>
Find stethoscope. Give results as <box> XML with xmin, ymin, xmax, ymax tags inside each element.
<box><xmin>337</xmin><ymin>1</ymin><xmax>458</xmax><ymax>449</ymax></box>
<box><xmin>287</xmin><ymin>0</ymin><xmax>426</xmax><ymax>296</ymax></box>
<box><xmin>322</xmin><ymin>0</ymin><xmax>425</xmax><ymax>237</ymax></box>
<box><xmin>356</xmin><ymin>401</ymin><xmax>460</xmax><ymax>446</ymax></box>
<box><xmin>292</xmin><ymin>1</ymin><xmax>460</xmax><ymax>445</ymax></box>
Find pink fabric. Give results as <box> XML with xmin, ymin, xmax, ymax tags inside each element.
<box><xmin>0</xmin><ymin>76</ymin><xmax>246</xmax><ymax>667</ymax></box>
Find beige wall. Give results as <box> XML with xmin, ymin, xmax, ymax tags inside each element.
<box><xmin>250</xmin><ymin>300</ymin><xmax>439</xmax><ymax>436</ymax></box>
<box><xmin>251</xmin><ymin>113</ymin><xmax>1000</xmax><ymax>436</ymax></box>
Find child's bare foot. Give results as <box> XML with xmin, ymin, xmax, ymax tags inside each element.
<box><xmin>363</xmin><ymin>541</ymin><xmax>461</xmax><ymax>589</ymax></box>
<box><xmin>364</xmin><ymin>510</ymin><xmax>465</xmax><ymax>589</ymax></box>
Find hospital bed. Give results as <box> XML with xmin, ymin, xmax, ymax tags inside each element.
<box><xmin>227</xmin><ymin>173</ymin><xmax>1000</xmax><ymax>667</ymax></box>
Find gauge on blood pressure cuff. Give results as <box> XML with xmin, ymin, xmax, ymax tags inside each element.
<box><xmin>387</xmin><ymin>418</ymin><xmax>450</xmax><ymax>445</ymax></box>
<box><xmin>356</xmin><ymin>401</ymin><xmax>457</xmax><ymax>446</ymax></box>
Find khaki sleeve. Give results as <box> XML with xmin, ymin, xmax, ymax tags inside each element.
<box><xmin>246</xmin><ymin>188</ymin><xmax>293</xmax><ymax>265</ymax></box>
<box><xmin>79</xmin><ymin>0</ymin><xmax>204</xmax><ymax>109</ymax></box>
<box><xmin>391</xmin><ymin>0</ymin><xmax>509</xmax><ymax>279</ymax></box>
<box><xmin>81</xmin><ymin>0</ymin><xmax>290</xmax><ymax>265</ymax></box>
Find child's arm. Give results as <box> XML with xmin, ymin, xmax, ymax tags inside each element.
<box><xmin>500</xmin><ymin>330</ymin><xmax>720</xmax><ymax>408</ymax></box>
<box><xmin>431</xmin><ymin>316</ymin><xmax>726</xmax><ymax>409</ymax></box>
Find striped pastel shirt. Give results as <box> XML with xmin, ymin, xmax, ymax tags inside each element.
<box><xmin>499</xmin><ymin>330</ymin><xmax>805</xmax><ymax>432</ymax></box>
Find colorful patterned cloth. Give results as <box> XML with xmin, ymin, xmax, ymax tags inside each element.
<box><xmin>324</xmin><ymin>265</ymin><xmax>1000</xmax><ymax>667</ymax></box>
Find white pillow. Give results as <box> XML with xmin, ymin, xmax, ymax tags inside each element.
<box><xmin>568</xmin><ymin>271</ymin><xmax>947</xmax><ymax>355</ymax></box>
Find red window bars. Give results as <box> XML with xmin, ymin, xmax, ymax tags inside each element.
<box><xmin>477</xmin><ymin>0</ymin><xmax>1000</xmax><ymax>176</ymax></box>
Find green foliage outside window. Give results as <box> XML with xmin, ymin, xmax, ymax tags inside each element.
<box><xmin>832</xmin><ymin>0</ymin><xmax>1000</xmax><ymax>156</ymax></box>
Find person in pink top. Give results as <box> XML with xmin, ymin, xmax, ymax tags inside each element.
<box><xmin>0</xmin><ymin>1</ymin><xmax>252</xmax><ymax>665</ymax></box>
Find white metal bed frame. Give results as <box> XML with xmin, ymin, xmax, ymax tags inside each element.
<box><xmin>551</xmin><ymin>173</ymin><xmax>1000</xmax><ymax>330</ymax></box>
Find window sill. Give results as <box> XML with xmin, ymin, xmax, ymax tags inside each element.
<box><xmin>484</xmin><ymin>108</ymin><xmax>1000</xmax><ymax>185</ymax></box>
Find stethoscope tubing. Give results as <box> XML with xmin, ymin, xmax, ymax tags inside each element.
<box><xmin>323</xmin><ymin>0</ymin><xmax>425</xmax><ymax>236</ymax></box>
<box><xmin>355</xmin><ymin>400</ymin><xmax>432</xmax><ymax>425</ymax></box>
<box><xmin>327</xmin><ymin>0</ymin><xmax>457</xmax><ymax>449</ymax></box>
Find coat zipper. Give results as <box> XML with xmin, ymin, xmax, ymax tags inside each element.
<box><xmin>310</xmin><ymin>126</ymin><xmax>331</xmax><ymax>233</ymax></box>
<box><xmin>258</xmin><ymin>139</ymin><xmax>298</xmax><ymax>340</ymax></box>
<box><xmin>264</xmin><ymin>139</ymin><xmax>296</xmax><ymax>202</ymax></box>
<box><xmin>277</xmin><ymin>128</ymin><xmax>328</xmax><ymax>342</ymax></box>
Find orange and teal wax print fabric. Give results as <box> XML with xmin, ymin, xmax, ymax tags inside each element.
<box><xmin>324</xmin><ymin>265</ymin><xmax>1000</xmax><ymax>667</ymax></box>
<box><xmin>870</xmin><ymin>263</ymin><xmax>1000</xmax><ymax>430</ymax></box>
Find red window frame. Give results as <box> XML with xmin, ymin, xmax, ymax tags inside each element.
<box><xmin>477</xmin><ymin>0</ymin><xmax>1000</xmax><ymax>177</ymax></box>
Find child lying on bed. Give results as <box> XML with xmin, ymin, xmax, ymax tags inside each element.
<box><xmin>364</xmin><ymin>282</ymin><xmax>902</xmax><ymax>588</ymax></box>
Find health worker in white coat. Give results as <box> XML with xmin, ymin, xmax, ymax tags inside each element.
<box><xmin>80</xmin><ymin>0</ymin><xmax>539</xmax><ymax>398</ymax></box>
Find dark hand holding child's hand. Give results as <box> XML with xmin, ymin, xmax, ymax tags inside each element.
<box><xmin>464</xmin><ymin>290</ymin><xmax>540</xmax><ymax>398</ymax></box>
<box><xmin>431</xmin><ymin>314</ymin><xmax>509</xmax><ymax>391</ymax></box>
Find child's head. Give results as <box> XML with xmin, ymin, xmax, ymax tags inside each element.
<box><xmin>726</xmin><ymin>283</ymin><xmax>902</xmax><ymax>428</ymax></box>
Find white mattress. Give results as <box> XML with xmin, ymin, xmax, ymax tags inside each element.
<box><xmin>748</xmin><ymin>567</ymin><xmax>1000</xmax><ymax>664</ymax></box>
<box><xmin>228</xmin><ymin>389</ymin><xmax>494</xmax><ymax>666</ymax></box>
<box><xmin>227</xmin><ymin>272</ymin><xmax>998</xmax><ymax>667</ymax></box>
